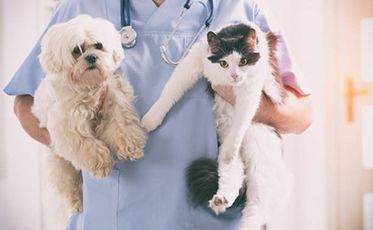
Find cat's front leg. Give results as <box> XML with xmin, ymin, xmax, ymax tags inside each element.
<box><xmin>142</xmin><ymin>42</ymin><xmax>205</xmax><ymax>131</ymax></box>
<box><xmin>219</xmin><ymin>85</ymin><xmax>262</xmax><ymax>164</ymax></box>
<box><xmin>209</xmin><ymin>152</ymin><xmax>245</xmax><ymax>214</ymax></box>
<box><xmin>141</xmin><ymin>99</ymin><xmax>172</xmax><ymax>132</ymax></box>
<box><xmin>219</xmin><ymin>138</ymin><xmax>241</xmax><ymax>164</ymax></box>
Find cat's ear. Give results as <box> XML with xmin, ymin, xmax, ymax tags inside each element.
<box><xmin>245</xmin><ymin>29</ymin><xmax>258</xmax><ymax>51</ymax></box>
<box><xmin>207</xmin><ymin>32</ymin><xmax>222</xmax><ymax>53</ymax></box>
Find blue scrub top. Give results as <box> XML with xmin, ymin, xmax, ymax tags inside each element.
<box><xmin>4</xmin><ymin>0</ymin><xmax>306</xmax><ymax>229</ymax></box>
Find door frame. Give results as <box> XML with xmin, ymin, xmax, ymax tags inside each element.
<box><xmin>326</xmin><ymin>0</ymin><xmax>373</xmax><ymax>229</ymax></box>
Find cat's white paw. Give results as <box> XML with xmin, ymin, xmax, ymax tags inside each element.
<box><xmin>141</xmin><ymin>112</ymin><xmax>162</xmax><ymax>132</ymax></box>
<box><xmin>209</xmin><ymin>195</ymin><xmax>230</xmax><ymax>215</ymax></box>
<box><xmin>141</xmin><ymin>103</ymin><xmax>168</xmax><ymax>132</ymax></box>
<box><xmin>141</xmin><ymin>116</ymin><xmax>159</xmax><ymax>132</ymax></box>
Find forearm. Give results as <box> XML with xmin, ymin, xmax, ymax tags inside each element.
<box><xmin>14</xmin><ymin>95</ymin><xmax>51</xmax><ymax>145</ymax></box>
<box><xmin>254</xmin><ymin>87</ymin><xmax>312</xmax><ymax>134</ymax></box>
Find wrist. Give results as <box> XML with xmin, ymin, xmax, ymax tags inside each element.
<box><xmin>36</xmin><ymin>128</ymin><xmax>51</xmax><ymax>146</ymax></box>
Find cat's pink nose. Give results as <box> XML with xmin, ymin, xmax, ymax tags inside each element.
<box><xmin>231</xmin><ymin>73</ymin><xmax>238</xmax><ymax>80</ymax></box>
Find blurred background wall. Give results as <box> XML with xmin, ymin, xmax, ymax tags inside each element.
<box><xmin>0</xmin><ymin>1</ymin><xmax>48</xmax><ymax>230</ymax></box>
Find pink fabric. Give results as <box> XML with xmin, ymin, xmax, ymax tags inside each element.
<box><xmin>253</xmin><ymin>4</ymin><xmax>311</xmax><ymax>96</ymax></box>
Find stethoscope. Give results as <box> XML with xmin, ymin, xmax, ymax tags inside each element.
<box><xmin>119</xmin><ymin>0</ymin><xmax>214</xmax><ymax>65</ymax></box>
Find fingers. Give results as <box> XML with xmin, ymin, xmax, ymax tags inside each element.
<box><xmin>41</xmin><ymin>128</ymin><xmax>52</xmax><ymax>146</ymax></box>
<box><xmin>212</xmin><ymin>84</ymin><xmax>235</xmax><ymax>105</ymax></box>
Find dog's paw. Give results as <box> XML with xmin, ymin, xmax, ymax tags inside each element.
<box><xmin>83</xmin><ymin>144</ymin><xmax>114</xmax><ymax>178</ymax></box>
<box><xmin>69</xmin><ymin>185</ymin><xmax>83</xmax><ymax>213</ymax></box>
<box><xmin>209</xmin><ymin>195</ymin><xmax>230</xmax><ymax>215</ymax></box>
<box><xmin>115</xmin><ymin>142</ymin><xmax>144</xmax><ymax>161</ymax></box>
<box><xmin>89</xmin><ymin>157</ymin><xmax>113</xmax><ymax>178</ymax></box>
<box><xmin>71</xmin><ymin>198</ymin><xmax>83</xmax><ymax>213</ymax></box>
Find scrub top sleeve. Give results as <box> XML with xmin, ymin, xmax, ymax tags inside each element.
<box><xmin>251</xmin><ymin>2</ymin><xmax>311</xmax><ymax>96</ymax></box>
<box><xmin>3</xmin><ymin>0</ymin><xmax>79</xmax><ymax>96</ymax></box>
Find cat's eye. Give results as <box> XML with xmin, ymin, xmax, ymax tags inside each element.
<box><xmin>95</xmin><ymin>42</ymin><xmax>103</xmax><ymax>50</ymax></box>
<box><xmin>239</xmin><ymin>58</ymin><xmax>248</xmax><ymax>66</ymax></box>
<box><xmin>219</xmin><ymin>60</ymin><xmax>229</xmax><ymax>68</ymax></box>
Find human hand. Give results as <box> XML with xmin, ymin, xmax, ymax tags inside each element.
<box><xmin>14</xmin><ymin>95</ymin><xmax>52</xmax><ymax>146</ymax></box>
<box><xmin>212</xmin><ymin>84</ymin><xmax>235</xmax><ymax>105</ymax></box>
<box><xmin>40</xmin><ymin>128</ymin><xmax>52</xmax><ymax>146</ymax></box>
<box><xmin>253</xmin><ymin>87</ymin><xmax>312</xmax><ymax>134</ymax></box>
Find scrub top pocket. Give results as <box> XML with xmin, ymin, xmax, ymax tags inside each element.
<box><xmin>70</xmin><ymin>169</ymin><xmax>120</xmax><ymax>230</ymax></box>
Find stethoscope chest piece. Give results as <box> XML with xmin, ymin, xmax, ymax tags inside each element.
<box><xmin>120</xmin><ymin>26</ymin><xmax>137</xmax><ymax>48</ymax></box>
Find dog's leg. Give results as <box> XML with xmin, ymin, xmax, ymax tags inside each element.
<box><xmin>48</xmin><ymin>153</ymin><xmax>83</xmax><ymax>213</ymax></box>
<box><xmin>99</xmin><ymin>102</ymin><xmax>146</xmax><ymax>161</ymax></box>
<box><xmin>97</xmin><ymin>78</ymin><xmax>146</xmax><ymax>161</ymax></box>
<box><xmin>51</xmin><ymin>115</ymin><xmax>114</xmax><ymax>178</ymax></box>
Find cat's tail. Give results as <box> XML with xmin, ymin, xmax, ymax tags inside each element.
<box><xmin>186</xmin><ymin>158</ymin><xmax>246</xmax><ymax>208</ymax></box>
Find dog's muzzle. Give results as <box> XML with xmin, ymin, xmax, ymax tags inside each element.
<box><xmin>86</xmin><ymin>54</ymin><xmax>98</xmax><ymax>64</ymax></box>
<box><xmin>85</xmin><ymin>54</ymin><xmax>98</xmax><ymax>69</ymax></box>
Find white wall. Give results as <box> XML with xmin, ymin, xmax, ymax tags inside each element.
<box><xmin>0</xmin><ymin>0</ymin><xmax>46</xmax><ymax>229</ymax></box>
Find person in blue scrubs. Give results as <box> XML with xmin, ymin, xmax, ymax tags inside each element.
<box><xmin>5</xmin><ymin>0</ymin><xmax>312</xmax><ymax>229</ymax></box>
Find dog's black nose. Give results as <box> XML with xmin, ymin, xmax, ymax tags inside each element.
<box><xmin>85</xmin><ymin>54</ymin><xmax>98</xmax><ymax>64</ymax></box>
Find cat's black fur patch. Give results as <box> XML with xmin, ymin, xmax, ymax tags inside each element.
<box><xmin>186</xmin><ymin>158</ymin><xmax>247</xmax><ymax>208</ymax></box>
<box><xmin>207</xmin><ymin>23</ymin><xmax>260</xmax><ymax>65</ymax></box>
<box><xmin>205</xmin><ymin>82</ymin><xmax>215</xmax><ymax>100</ymax></box>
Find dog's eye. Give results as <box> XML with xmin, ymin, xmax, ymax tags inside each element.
<box><xmin>73</xmin><ymin>46</ymin><xmax>81</xmax><ymax>54</ymax></box>
<box><xmin>95</xmin><ymin>43</ymin><xmax>103</xmax><ymax>50</ymax></box>
<box><xmin>72</xmin><ymin>46</ymin><xmax>84</xmax><ymax>59</ymax></box>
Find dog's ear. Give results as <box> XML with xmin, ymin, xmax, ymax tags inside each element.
<box><xmin>39</xmin><ymin>24</ymin><xmax>66</xmax><ymax>73</ymax></box>
<box><xmin>112</xmin><ymin>33</ymin><xmax>124</xmax><ymax>67</ymax></box>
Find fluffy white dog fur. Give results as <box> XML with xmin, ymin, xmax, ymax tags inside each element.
<box><xmin>32</xmin><ymin>15</ymin><xmax>146</xmax><ymax>227</ymax></box>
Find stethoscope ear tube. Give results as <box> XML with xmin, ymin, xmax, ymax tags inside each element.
<box><xmin>184</xmin><ymin>0</ymin><xmax>214</xmax><ymax>26</ymax></box>
<box><xmin>205</xmin><ymin>0</ymin><xmax>214</xmax><ymax>26</ymax></box>
<box><xmin>160</xmin><ymin>0</ymin><xmax>214</xmax><ymax>65</ymax></box>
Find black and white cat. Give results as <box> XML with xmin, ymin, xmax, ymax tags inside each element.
<box><xmin>141</xmin><ymin>22</ymin><xmax>293</xmax><ymax>230</ymax></box>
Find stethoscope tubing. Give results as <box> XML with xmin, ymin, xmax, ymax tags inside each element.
<box><xmin>119</xmin><ymin>0</ymin><xmax>215</xmax><ymax>64</ymax></box>
<box><xmin>121</xmin><ymin>0</ymin><xmax>131</xmax><ymax>27</ymax></box>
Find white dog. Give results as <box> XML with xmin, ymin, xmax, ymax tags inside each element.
<box><xmin>32</xmin><ymin>15</ymin><xmax>146</xmax><ymax>225</ymax></box>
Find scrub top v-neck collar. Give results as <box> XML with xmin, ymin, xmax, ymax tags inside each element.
<box><xmin>130</xmin><ymin>0</ymin><xmax>192</xmax><ymax>32</ymax></box>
